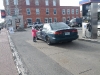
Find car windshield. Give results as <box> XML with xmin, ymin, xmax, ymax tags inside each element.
<box><xmin>50</xmin><ymin>22</ymin><xmax>70</xmax><ymax>30</ymax></box>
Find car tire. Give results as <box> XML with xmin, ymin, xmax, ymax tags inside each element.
<box><xmin>68</xmin><ymin>40</ymin><xmax>72</xmax><ymax>43</ymax></box>
<box><xmin>46</xmin><ymin>36</ymin><xmax>52</xmax><ymax>45</ymax></box>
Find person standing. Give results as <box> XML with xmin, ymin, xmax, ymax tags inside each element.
<box><xmin>32</xmin><ymin>26</ymin><xmax>38</xmax><ymax>42</ymax></box>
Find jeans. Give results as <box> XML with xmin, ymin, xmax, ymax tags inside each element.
<box><xmin>33</xmin><ymin>37</ymin><xmax>37</xmax><ymax>42</ymax></box>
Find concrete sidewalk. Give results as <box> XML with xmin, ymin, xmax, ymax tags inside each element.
<box><xmin>0</xmin><ymin>28</ymin><xmax>18</xmax><ymax>75</ymax></box>
<box><xmin>78</xmin><ymin>29</ymin><xmax>100</xmax><ymax>43</ymax></box>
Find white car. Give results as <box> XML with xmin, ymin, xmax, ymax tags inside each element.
<box><xmin>27</xmin><ymin>23</ymin><xmax>33</xmax><ymax>28</ymax></box>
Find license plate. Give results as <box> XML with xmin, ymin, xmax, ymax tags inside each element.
<box><xmin>65</xmin><ymin>32</ymin><xmax>70</xmax><ymax>35</ymax></box>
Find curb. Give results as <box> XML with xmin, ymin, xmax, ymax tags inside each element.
<box><xmin>7</xmin><ymin>31</ymin><xmax>28</xmax><ymax>75</ymax></box>
<box><xmin>78</xmin><ymin>38</ymin><xmax>100</xmax><ymax>43</ymax></box>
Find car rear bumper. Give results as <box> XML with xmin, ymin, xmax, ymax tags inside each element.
<box><xmin>50</xmin><ymin>35</ymin><xmax>79</xmax><ymax>43</ymax></box>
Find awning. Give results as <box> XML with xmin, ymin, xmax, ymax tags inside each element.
<box><xmin>79</xmin><ymin>0</ymin><xmax>100</xmax><ymax>5</ymax></box>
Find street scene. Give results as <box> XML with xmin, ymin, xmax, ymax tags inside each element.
<box><xmin>0</xmin><ymin>0</ymin><xmax>100</xmax><ymax>75</ymax></box>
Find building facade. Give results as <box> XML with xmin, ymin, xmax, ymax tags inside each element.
<box><xmin>3</xmin><ymin>0</ymin><xmax>80</xmax><ymax>28</ymax></box>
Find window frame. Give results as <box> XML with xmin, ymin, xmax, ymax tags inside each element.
<box><xmin>26</xmin><ymin>8</ymin><xmax>31</xmax><ymax>15</ymax></box>
<box><xmin>53</xmin><ymin>8</ymin><xmax>57</xmax><ymax>15</ymax></box>
<box><xmin>14</xmin><ymin>0</ymin><xmax>18</xmax><ymax>5</ymax></box>
<box><xmin>36</xmin><ymin>8</ymin><xmax>40</xmax><ymax>15</ymax></box>
<box><xmin>35</xmin><ymin>0</ymin><xmax>39</xmax><ymax>6</ymax></box>
<box><xmin>26</xmin><ymin>0</ymin><xmax>30</xmax><ymax>5</ymax></box>
<box><xmin>46</xmin><ymin>8</ymin><xmax>49</xmax><ymax>15</ymax></box>
<box><xmin>53</xmin><ymin>0</ymin><xmax>56</xmax><ymax>6</ymax></box>
<box><xmin>27</xmin><ymin>18</ymin><xmax>32</xmax><ymax>25</ymax></box>
<box><xmin>67</xmin><ymin>9</ymin><xmax>70</xmax><ymax>15</ymax></box>
<box><xmin>62</xmin><ymin>9</ymin><xmax>66</xmax><ymax>15</ymax></box>
<box><xmin>6</xmin><ymin>0</ymin><xmax>9</xmax><ymax>5</ymax></box>
<box><xmin>45</xmin><ymin>0</ymin><xmax>49</xmax><ymax>6</ymax></box>
<box><xmin>71</xmin><ymin>9</ymin><xmax>74</xmax><ymax>14</ymax></box>
<box><xmin>76</xmin><ymin>9</ymin><xmax>79</xmax><ymax>14</ymax></box>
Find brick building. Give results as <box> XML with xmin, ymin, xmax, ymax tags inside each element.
<box><xmin>3</xmin><ymin>0</ymin><xmax>80</xmax><ymax>28</ymax></box>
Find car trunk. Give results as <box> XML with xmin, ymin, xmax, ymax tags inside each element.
<box><xmin>54</xmin><ymin>29</ymin><xmax>78</xmax><ymax>38</ymax></box>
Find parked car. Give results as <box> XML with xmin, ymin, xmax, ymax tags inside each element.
<box><xmin>69</xmin><ymin>18</ymin><xmax>82</xmax><ymax>27</ymax></box>
<box><xmin>27</xmin><ymin>23</ymin><xmax>33</xmax><ymax>28</ymax></box>
<box><xmin>36</xmin><ymin>22</ymin><xmax>79</xmax><ymax>45</ymax></box>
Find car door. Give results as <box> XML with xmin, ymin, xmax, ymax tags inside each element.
<box><xmin>41</xmin><ymin>24</ymin><xmax>50</xmax><ymax>41</ymax></box>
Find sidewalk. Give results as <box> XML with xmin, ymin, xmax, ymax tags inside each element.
<box><xmin>0</xmin><ymin>28</ymin><xmax>18</xmax><ymax>75</ymax></box>
<box><xmin>78</xmin><ymin>29</ymin><xmax>100</xmax><ymax>43</ymax></box>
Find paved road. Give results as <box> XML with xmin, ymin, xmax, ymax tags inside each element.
<box><xmin>10</xmin><ymin>28</ymin><xmax>100</xmax><ymax>75</ymax></box>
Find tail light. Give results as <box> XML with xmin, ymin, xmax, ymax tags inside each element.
<box><xmin>72</xmin><ymin>29</ymin><xmax>77</xmax><ymax>32</ymax></box>
<box><xmin>54</xmin><ymin>31</ymin><xmax>62</xmax><ymax>35</ymax></box>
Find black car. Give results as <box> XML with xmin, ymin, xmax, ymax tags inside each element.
<box><xmin>36</xmin><ymin>22</ymin><xmax>78</xmax><ymax>45</ymax></box>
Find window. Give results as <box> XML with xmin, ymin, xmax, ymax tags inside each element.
<box><xmin>51</xmin><ymin>22</ymin><xmax>70</xmax><ymax>30</ymax></box>
<box><xmin>6</xmin><ymin>0</ymin><xmax>9</xmax><ymax>5</ymax></box>
<box><xmin>26</xmin><ymin>8</ymin><xmax>31</xmax><ymax>15</ymax></box>
<box><xmin>53</xmin><ymin>0</ymin><xmax>56</xmax><ymax>6</ymax></box>
<box><xmin>54</xmin><ymin>17</ymin><xmax>57</xmax><ymax>22</ymax></box>
<box><xmin>14</xmin><ymin>0</ymin><xmax>18</xmax><ymax>5</ymax></box>
<box><xmin>43</xmin><ymin>24</ymin><xmax>51</xmax><ymax>30</ymax></box>
<box><xmin>7</xmin><ymin>9</ymin><xmax>10</xmax><ymax>15</ymax></box>
<box><xmin>14</xmin><ymin>8</ymin><xmax>19</xmax><ymax>15</ymax></box>
<box><xmin>46</xmin><ymin>8</ymin><xmax>49</xmax><ymax>14</ymax></box>
<box><xmin>67</xmin><ymin>9</ymin><xmax>70</xmax><ymax>14</ymax></box>
<box><xmin>49</xmin><ymin>18</ymin><xmax>52</xmax><ymax>23</ymax></box>
<box><xmin>35</xmin><ymin>0</ymin><xmax>39</xmax><ymax>5</ymax></box>
<box><xmin>62</xmin><ymin>17</ymin><xmax>66</xmax><ymax>23</ymax></box>
<box><xmin>62</xmin><ymin>9</ymin><xmax>66</xmax><ymax>15</ymax></box>
<box><xmin>27</xmin><ymin>18</ymin><xmax>32</xmax><ymax>24</ymax></box>
<box><xmin>26</xmin><ymin>0</ymin><xmax>30</xmax><ymax>5</ymax></box>
<box><xmin>36</xmin><ymin>8</ymin><xmax>40</xmax><ymax>15</ymax></box>
<box><xmin>45</xmin><ymin>0</ymin><xmax>49</xmax><ymax>6</ymax></box>
<box><xmin>45</xmin><ymin>18</ymin><xmax>48</xmax><ymax>23</ymax></box>
<box><xmin>76</xmin><ymin>9</ymin><xmax>79</xmax><ymax>14</ymax></box>
<box><xmin>54</xmin><ymin>8</ymin><xmax>57</xmax><ymax>15</ymax></box>
<box><xmin>36</xmin><ymin>18</ymin><xmax>41</xmax><ymax>23</ymax></box>
<box><xmin>71</xmin><ymin>9</ymin><xmax>74</xmax><ymax>14</ymax></box>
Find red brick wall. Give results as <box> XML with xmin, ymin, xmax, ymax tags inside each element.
<box><xmin>4</xmin><ymin>0</ymin><xmax>80</xmax><ymax>28</ymax></box>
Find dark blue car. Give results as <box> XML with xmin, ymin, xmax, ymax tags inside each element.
<box><xmin>36</xmin><ymin>22</ymin><xmax>79</xmax><ymax>45</ymax></box>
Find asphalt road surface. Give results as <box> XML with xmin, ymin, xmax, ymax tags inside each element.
<box><xmin>10</xmin><ymin>28</ymin><xmax>100</xmax><ymax>75</ymax></box>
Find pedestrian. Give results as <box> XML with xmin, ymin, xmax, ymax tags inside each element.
<box><xmin>87</xmin><ymin>23</ymin><xmax>92</xmax><ymax>38</ymax></box>
<box><xmin>32</xmin><ymin>26</ymin><xmax>38</xmax><ymax>42</ymax></box>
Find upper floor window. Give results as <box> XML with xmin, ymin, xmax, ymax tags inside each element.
<box><xmin>71</xmin><ymin>9</ymin><xmax>74</xmax><ymax>14</ymax></box>
<box><xmin>26</xmin><ymin>8</ymin><xmax>31</xmax><ymax>15</ymax></box>
<box><xmin>46</xmin><ymin>8</ymin><xmax>49</xmax><ymax>14</ymax></box>
<box><xmin>35</xmin><ymin>0</ymin><xmax>39</xmax><ymax>6</ymax></box>
<box><xmin>14</xmin><ymin>0</ymin><xmax>18</xmax><ymax>5</ymax></box>
<box><xmin>62</xmin><ymin>9</ymin><xmax>66</xmax><ymax>15</ymax></box>
<box><xmin>36</xmin><ymin>8</ymin><xmax>40</xmax><ymax>15</ymax></box>
<box><xmin>14</xmin><ymin>8</ymin><xmax>19</xmax><ymax>15</ymax></box>
<box><xmin>45</xmin><ymin>0</ymin><xmax>49</xmax><ymax>6</ymax></box>
<box><xmin>53</xmin><ymin>0</ymin><xmax>56</xmax><ymax>6</ymax></box>
<box><xmin>26</xmin><ymin>0</ymin><xmax>30</xmax><ymax>5</ymax></box>
<box><xmin>54</xmin><ymin>8</ymin><xmax>57</xmax><ymax>15</ymax></box>
<box><xmin>76</xmin><ymin>9</ymin><xmax>79</xmax><ymax>14</ymax></box>
<box><xmin>67</xmin><ymin>9</ymin><xmax>70</xmax><ymax>14</ymax></box>
<box><xmin>6</xmin><ymin>0</ymin><xmax>9</xmax><ymax>5</ymax></box>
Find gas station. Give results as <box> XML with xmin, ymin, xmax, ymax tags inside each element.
<box><xmin>79</xmin><ymin>0</ymin><xmax>100</xmax><ymax>39</ymax></box>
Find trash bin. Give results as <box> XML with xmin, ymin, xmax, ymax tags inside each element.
<box><xmin>82</xmin><ymin>22</ymin><xmax>88</xmax><ymax>38</ymax></box>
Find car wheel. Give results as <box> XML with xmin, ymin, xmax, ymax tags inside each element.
<box><xmin>46</xmin><ymin>37</ymin><xmax>52</xmax><ymax>45</ymax></box>
<box><xmin>68</xmin><ymin>40</ymin><xmax>72</xmax><ymax>43</ymax></box>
